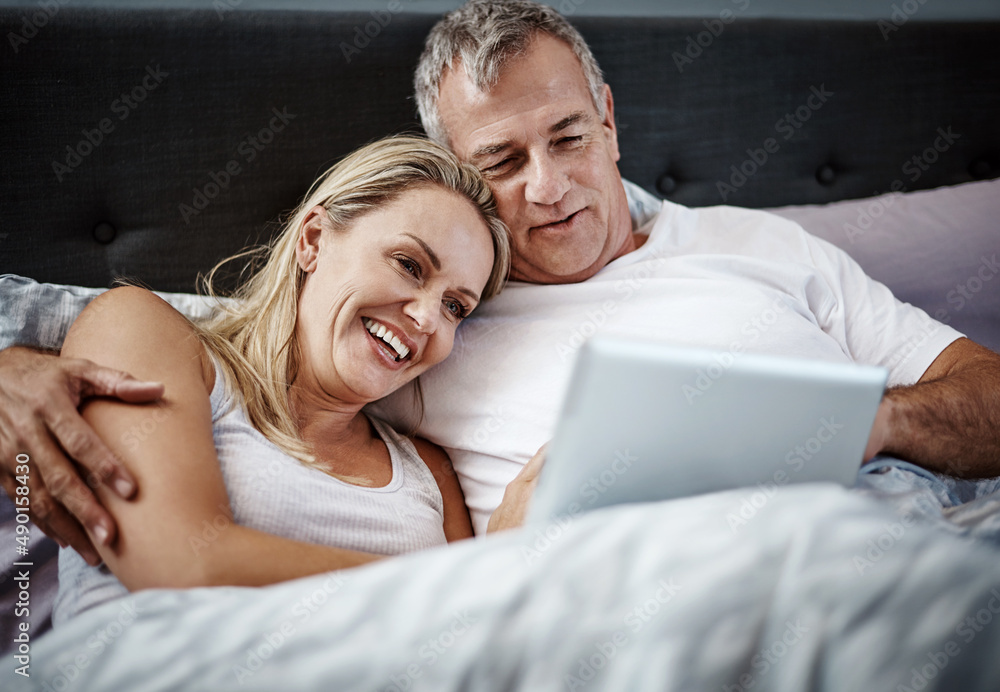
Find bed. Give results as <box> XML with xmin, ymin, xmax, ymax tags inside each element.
<box><xmin>2</xmin><ymin>1</ymin><xmax>1000</xmax><ymax>690</ymax></box>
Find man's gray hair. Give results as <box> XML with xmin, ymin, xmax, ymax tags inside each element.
<box><xmin>414</xmin><ymin>0</ymin><xmax>606</xmax><ymax>145</ymax></box>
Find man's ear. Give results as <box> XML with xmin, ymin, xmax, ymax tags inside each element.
<box><xmin>296</xmin><ymin>205</ymin><xmax>327</xmax><ymax>273</ymax></box>
<box><xmin>600</xmin><ymin>84</ymin><xmax>621</xmax><ymax>163</ymax></box>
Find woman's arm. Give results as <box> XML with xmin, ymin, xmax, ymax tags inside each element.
<box><xmin>411</xmin><ymin>438</ymin><xmax>474</xmax><ymax>541</ymax></box>
<box><xmin>62</xmin><ymin>286</ymin><xmax>381</xmax><ymax>590</ymax></box>
<box><xmin>0</xmin><ymin>345</ymin><xmax>162</xmax><ymax>563</ymax></box>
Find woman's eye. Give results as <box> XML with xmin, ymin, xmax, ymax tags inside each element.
<box><xmin>397</xmin><ymin>256</ymin><xmax>420</xmax><ymax>277</ymax></box>
<box><xmin>444</xmin><ymin>299</ymin><xmax>468</xmax><ymax>319</ymax></box>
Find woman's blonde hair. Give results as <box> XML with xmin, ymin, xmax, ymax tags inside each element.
<box><xmin>195</xmin><ymin>135</ymin><xmax>510</xmax><ymax>467</ymax></box>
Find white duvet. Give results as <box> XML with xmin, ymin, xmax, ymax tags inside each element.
<box><xmin>6</xmin><ymin>484</ymin><xmax>1000</xmax><ymax>692</ymax></box>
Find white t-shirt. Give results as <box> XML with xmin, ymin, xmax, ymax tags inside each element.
<box><xmin>375</xmin><ymin>195</ymin><xmax>963</xmax><ymax>534</ymax></box>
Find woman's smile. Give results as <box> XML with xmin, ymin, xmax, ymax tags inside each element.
<box><xmin>363</xmin><ymin>317</ymin><xmax>414</xmax><ymax>364</ymax></box>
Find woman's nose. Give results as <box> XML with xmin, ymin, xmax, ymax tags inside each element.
<box><xmin>402</xmin><ymin>293</ymin><xmax>439</xmax><ymax>334</ymax></box>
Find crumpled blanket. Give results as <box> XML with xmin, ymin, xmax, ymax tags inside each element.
<box><xmin>5</xmin><ymin>479</ymin><xmax>1000</xmax><ymax>692</ymax></box>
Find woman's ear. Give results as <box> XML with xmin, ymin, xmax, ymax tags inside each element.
<box><xmin>295</xmin><ymin>205</ymin><xmax>327</xmax><ymax>273</ymax></box>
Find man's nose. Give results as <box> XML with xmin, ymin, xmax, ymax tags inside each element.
<box><xmin>523</xmin><ymin>153</ymin><xmax>570</xmax><ymax>206</ymax></box>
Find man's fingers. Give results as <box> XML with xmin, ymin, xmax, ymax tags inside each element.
<box><xmin>33</xmin><ymin>501</ymin><xmax>102</xmax><ymax>566</ymax></box>
<box><xmin>47</xmin><ymin>407</ymin><xmax>136</xmax><ymax>499</ymax></box>
<box><xmin>69</xmin><ymin>359</ymin><xmax>164</xmax><ymax>404</ymax></box>
<box><xmin>28</xmin><ymin>435</ymin><xmax>118</xmax><ymax>549</ymax></box>
<box><xmin>1</xmin><ymin>459</ymin><xmax>102</xmax><ymax>565</ymax></box>
<box><xmin>110</xmin><ymin>379</ymin><xmax>166</xmax><ymax>404</ymax></box>
<box><xmin>520</xmin><ymin>442</ymin><xmax>548</xmax><ymax>481</ymax></box>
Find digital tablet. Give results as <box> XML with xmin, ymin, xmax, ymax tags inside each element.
<box><xmin>527</xmin><ymin>336</ymin><xmax>888</xmax><ymax>525</ymax></box>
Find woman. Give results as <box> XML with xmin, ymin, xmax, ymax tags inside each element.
<box><xmin>53</xmin><ymin>136</ymin><xmax>511</xmax><ymax>624</ymax></box>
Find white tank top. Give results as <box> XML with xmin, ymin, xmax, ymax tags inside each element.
<box><xmin>53</xmin><ymin>356</ymin><xmax>446</xmax><ymax>624</ymax></box>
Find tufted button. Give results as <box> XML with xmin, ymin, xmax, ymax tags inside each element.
<box><xmin>656</xmin><ymin>173</ymin><xmax>677</xmax><ymax>196</ymax></box>
<box><xmin>815</xmin><ymin>164</ymin><xmax>836</xmax><ymax>186</ymax></box>
<box><xmin>969</xmin><ymin>158</ymin><xmax>993</xmax><ymax>180</ymax></box>
<box><xmin>93</xmin><ymin>222</ymin><xmax>116</xmax><ymax>244</ymax></box>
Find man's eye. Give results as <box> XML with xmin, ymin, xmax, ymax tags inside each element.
<box><xmin>483</xmin><ymin>158</ymin><xmax>512</xmax><ymax>174</ymax></box>
<box><xmin>558</xmin><ymin>135</ymin><xmax>583</xmax><ymax>145</ymax></box>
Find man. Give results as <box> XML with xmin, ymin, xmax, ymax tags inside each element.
<box><xmin>381</xmin><ymin>0</ymin><xmax>1000</xmax><ymax>533</ymax></box>
<box><xmin>2</xmin><ymin>0</ymin><xmax>999</xmax><ymax>544</ymax></box>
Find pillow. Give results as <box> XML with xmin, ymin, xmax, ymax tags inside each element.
<box><xmin>766</xmin><ymin>179</ymin><xmax>1000</xmax><ymax>354</ymax></box>
<box><xmin>0</xmin><ymin>275</ymin><xmax>220</xmax><ymax>352</ymax></box>
<box><xmin>2</xmin><ymin>179</ymin><xmax>998</xmax><ymax>354</ymax></box>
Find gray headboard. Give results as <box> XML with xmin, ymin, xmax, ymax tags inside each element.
<box><xmin>1</xmin><ymin>4</ymin><xmax>998</xmax><ymax>292</ymax></box>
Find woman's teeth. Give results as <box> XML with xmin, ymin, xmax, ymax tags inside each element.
<box><xmin>364</xmin><ymin>319</ymin><xmax>410</xmax><ymax>360</ymax></box>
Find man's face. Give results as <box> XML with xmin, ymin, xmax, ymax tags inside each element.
<box><xmin>437</xmin><ymin>33</ymin><xmax>633</xmax><ymax>284</ymax></box>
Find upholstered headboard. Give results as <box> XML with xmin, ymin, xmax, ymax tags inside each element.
<box><xmin>1</xmin><ymin>2</ymin><xmax>998</xmax><ymax>292</ymax></box>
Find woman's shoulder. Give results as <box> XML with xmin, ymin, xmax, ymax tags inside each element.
<box><xmin>70</xmin><ymin>285</ymin><xmax>186</xmax><ymax>329</ymax></box>
<box><xmin>64</xmin><ymin>286</ymin><xmax>214</xmax><ymax>391</ymax></box>
<box><xmin>407</xmin><ymin>436</ymin><xmax>455</xmax><ymax>482</ymax></box>
<box><xmin>366</xmin><ymin>418</ymin><xmax>444</xmax><ymax>472</ymax></box>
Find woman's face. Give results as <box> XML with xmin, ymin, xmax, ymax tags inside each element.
<box><xmin>294</xmin><ymin>184</ymin><xmax>496</xmax><ymax>407</ymax></box>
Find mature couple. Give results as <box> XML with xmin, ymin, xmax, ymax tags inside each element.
<box><xmin>2</xmin><ymin>0</ymin><xmax>999</xmax><ymax>625</ymax></box>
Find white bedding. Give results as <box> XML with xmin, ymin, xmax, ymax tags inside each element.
<box><xmin>2</xmin><ymin>180</ymin><xmax>999</xmax><ymax>689</ymax></box>
<box><xmin>6</xmin><ymin>484</ymin><xmax>1000</xmax><ymax>691</ymax></box>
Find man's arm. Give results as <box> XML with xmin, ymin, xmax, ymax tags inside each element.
<box><xmin>487</xmin><ymin>444</ymin><xmax>546</xmax><ymax>533</ymax></box>
<box><xmin>866</xmin><ymin>338</ymin><xmax>1000</xmax><ymax>477</ymax></box>
<box><xmin>0</xmin><ymin>346</ymin><xmax>164</xmax><ymax>565</ymax></box>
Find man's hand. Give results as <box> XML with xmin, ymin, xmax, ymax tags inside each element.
<box><xmin>863</xmin><ymin>398</ymin><xmax>892</xmax><ymax>464</ymax></box>
<box><xmin>864</xmin><ymin>338</ymin><xmax>1000</xmax><ymax>477</ymax></box>
<box><xmin>487</xmin><ymin>443</ymin><xmax>546</xmax><ymax>533</ymax></box>
<box><xmin>0</xmin><ymin>347</ymin><xmax>163</xmax><ymax>564</ymax></box>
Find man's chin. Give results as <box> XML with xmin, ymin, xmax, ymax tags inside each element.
<box><xmin>509</xmin><ymin>258</ymin><xmax>604</xmax><ymax>285</ymax></box>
